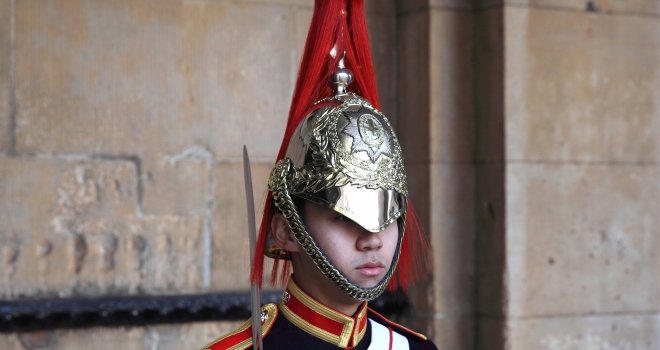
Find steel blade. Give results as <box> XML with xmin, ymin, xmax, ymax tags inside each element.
<box><xmin>243</xmin><ymin>145</ymin><xmax>263</xmax><ymax>350</ymax></box>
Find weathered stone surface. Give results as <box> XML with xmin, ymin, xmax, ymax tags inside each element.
<box><xmin>0</xmin><ymin>320</ymin><xmax>244</xmax><ymax>350</ymax></box>
<box><xmin>0</xmin><ymin>156</ymin><xmax>206</xmax><ymax>298</ymax></box>
<box><xmin>397</xmin><ymin>0</ymin><xmax>474</xmax><ymax>13</ymax></box>
<box><xmin>475</xmin><ymin>163</ymin><xmax>506</xmax><ymax>318</ymax></box>
<box><xmin>398</xmin><ymin>10</ymin><xmax>430</xmax><ymax>163</ymax></box>
<box><xmin>0</xmin><ymin>0</ymin><xmax>10</xmax><ymax>153</ymax></box>
<box><xmin>476</xmin><ymin>317</ymin><xmax>506</xmax><ymax>350</ymax></box>
<box><xmin>14</xmin><ymin>0</ymin><xmax>184</xmax><ymax>155</ymax></box>
<box><xmin>13</xmin><ymin>1</ymin><xmax>296</xmax><ymax>159</ymax></box>
<box><xmin>506</xmin><ymin>163</ymin><xmax>660</xmax><ymax>317</ymax></box>
<box><xmin>430</xmin><ymin>164</ymin><xmax>475</xmax><ymax>315</ymax></box>
<box><xmin>430</xmin><ymin>317</ymin><xmax>474</xmax><ymax>350</ymax></box>
<box><xmin>507</xmin><ymin>314</ymin><xmax>660</xmax><ymax>349</ymax></box>
<box><xmin>506</xmin><ymin>6</ymin><xmax>660</xmax><ymax>162</ymax></box>
<box><xmin>294</xmin><ymin>7</ymin><xmax>313</xmax><ymax>64</ymax></box>
<box><xmin>234</xmin><ymin>0</ymin><xmax>312</xmax><ymax>7</ymax></box>
<box><xmin>398</xmin><ymin>162</ymin><xmax>475</xmax><ymax>344</ymax></box>
<box><xmin>211</xmin><ymin>161</ymin><xmax>273</xmax><ymax>291</ymax></box>
<box><xmin>506</xmin><ymin>0</ymin><xmax>660</xmax><ymax>15</ymax></box>
<box><xmin>398</xmin><ymin>7</ymin><xmax>477</xmax><ymax>163</ymax></box>
<box><xmin>365</xmin><ymin>0</ymin><xmax>396</xmax><ymax>15</ymax></box>
<box><xmin>0</xmin><ymin>156</ymin><xmax>138</xmax><ymax>237</ymax></box>
<box><xmin>368</xmin><ymin>13</ymin><xmax>397</xmax><ymax>122</ymax></box>
<box><xmin>474</xmin><ymin>7</ymin><xmax>504</xmax><ymax>162</ymax></box>
<box><xmin>430</xmin><ymin>9</ymin><xmax>474</xmax><ymax>162</ymax></box>
<box><xmin>179</xmin><ymin>2</ymin><xmax>293</xmax><ymax>159</ymax></box>
<box><xmin>141</xmin><ymin>147</ymin><xmax>213</xmax><ymax>216</ymax></box>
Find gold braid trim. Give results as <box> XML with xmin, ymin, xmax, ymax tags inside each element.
<box><xmin>199</xmin><ymin>303</ymin><xmax>278</xmax><ymax>350</ymax></box>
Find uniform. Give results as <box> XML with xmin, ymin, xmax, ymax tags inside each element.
<box><xmin>201</xmin><ymin>278</ymin><xmax>437</xmax><ymax>350</ymax></box>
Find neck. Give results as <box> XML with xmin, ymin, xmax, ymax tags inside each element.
<box><xmin>291</xmin><ymin>256</ymin><xmax>363</xmax><ymax>315</ymax></box>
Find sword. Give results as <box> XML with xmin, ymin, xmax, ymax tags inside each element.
<box><xmin>243</xmin><ymin>145</ymin><xmax>263</xmax><ymax>350</ymax></box>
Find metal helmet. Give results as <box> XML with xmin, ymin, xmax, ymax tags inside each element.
<box><xmin>266</xmin><ymin>79</ymin><xmax>408</xmax><ymax>300</ymax></box>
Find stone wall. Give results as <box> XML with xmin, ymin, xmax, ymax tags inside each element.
<box><xmin>473</xmin><ymin>0</ymin><xmax>660</xmax><ymax>349</ymax></box>
<box><xmin>0</xmin><ymin>0</ymin><xmax>399</xmax><ymax>348</ymax></box>
<box><xmin>2</xmin><ymin>0</ymin><xmax>660</xmax><ymax>349</ymax></box>
<box><xmin>498</xmin><ymin>1</ymin><xmax>660</xmax><ymax>348</ymax></box>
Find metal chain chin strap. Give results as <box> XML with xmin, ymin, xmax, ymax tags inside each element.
<box><xmin>269</xmin><ymin>158</ymin><xmax>404</xmax><ymax>301</ymax></box>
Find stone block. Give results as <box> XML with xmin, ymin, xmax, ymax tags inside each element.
<box><xmin>506</xmin><ymin>0</ymin><xmax>660</xmax><ymax>15</ymax></box>
<box><xmin>474</xmin><ymin>7</ymin><xmax>504</xmax><ymax>162</ymax></box>
<box><xmin>365</xmin><ymin>0</ymin><xmax>396</xmax><ymax>15</ymax></box>
<box><xmin>0</xmin><ymin>156</ymin><xmax>138</xmax><ymax>239</ymax></box>
<box><xmin>14</xmin><ymin>1</ymin><xmax>296</xmax><ymax>159</ymax></box>
<box><xmin>211</xmin><ymin>161</ymin><xmax>273</xmax><ymax>291</ymax></box>
<box><xmin>13</xmin><ymin>0</ymin><xmax>185</xmax><ymax>155</ymax></box>
<box><xmin>506</xmin><ymin>163</ymin><xmax>660</xmax><ymax>317</ymax></box>
<box><xmin>507</xmin><ymin>314</ymin><xmax>660</xmax><ymax>349</ymax></box>
<box><xmin>0</xmin><ymin>156</ymin><xmax>207</xmax><ymax>299</ymax></box>
<box><xmin>367</xmin><ymin>13</ymin><xmax>397</xmax><ymax>122</ymax></box>
<box><xmin>404</xmin><ymin>162</ymin><xmax>431</xmax><ymax>229</ymax></box>
<box><xmin>475</xmin><ymin>163</ymin><xmax>506</xmax><ymax>317</ymax></box>
<box><xmin>0</xmin><ymin>0</ymin><xmax>10</xmax><ymax>153</ymax></box>
<box><xmin>126</xmin><ymin>215</ymin><xmax>207</xmax><ymax>295</ymax></box>
<box><xmin>430</xmin><ymin>164</ymin><xmax>475</xmax><ymax>315</ymax></box>
<box><xmin>396</xmin><ymin>0</ymin><xmax>428</xmax><ymax>15</ymax></box>
<box><xmin>397</xmin><ymin>10</ymin><xmax>430</xmax><ymax>163</ymax></box>
<box><xmin>401</xmin><ymin>163</ymin><xmax>475</xmax><ymax>339</ymax></box>
<box><xmin>476</xmin><ymin>317</ymin><xmax>506</xmax><ymax>350</ymax></box>
<box><xmin>0</xmin><ymin>321</ymin><xmax>244</xmax><ymax>350</ymax></box>
<box><xmin>430</xmin><ymin>317</ymin><xmax>474</xmax><ymax>350</ymax></box>
<box><xmin>294</xmin><ymin>7</ymin><xmax>313</xmax><ymax>62</ymax></box>
<box><xmin>397</xmin><ymin>0</ymin><xmax>474</xmax><ymax>13</ymax></box>
<box><xmin>179</xmin><ymin>2</ymin><xmax>293</xmax><ymax>159</ymax></box>
<box><xmin>430</xmin><ymin>9</ymin><xmax>474</xmax><ymax>162</ymax></box>
<box><xmin>234</xmin><ymin>0</ymin><xmax>313</xmax><ymax>7</ymax></box>
<box><xmin>141</xmin><ymin>147</ymin><xmax>213</xmax><ymax>216</ymax></box>
<box><xmin>505</xmin><ymin>6</ymin><xmax>660</xmax><ymax>162</ymax></box>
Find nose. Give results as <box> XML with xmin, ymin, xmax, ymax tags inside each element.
<box><xmin>356</xmin><ymin>230</ymin><xmax>383</xmax><ymax>251</ymax></box>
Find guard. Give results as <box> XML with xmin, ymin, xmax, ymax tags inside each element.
<box><xmin>201</xmin><ymin>0</ymin><xmax>436</xmax><ymax>348</ymax></box>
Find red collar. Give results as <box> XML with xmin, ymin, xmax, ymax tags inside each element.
<box><xmin>279</xmin><ymin>278</ymin><xmax>369</xmax><ymax>348</ymax></box>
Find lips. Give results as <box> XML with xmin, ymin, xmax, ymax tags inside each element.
<box><xmin>356</xmin><ymin>261</ymin><xmax>384</xmax><ymax>277</ymax></box>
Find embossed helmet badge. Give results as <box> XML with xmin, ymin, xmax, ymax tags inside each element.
<box><xmin>341</xmin><ymin>106</ymin><xmax>393</xmax><ymax>163</ymax></box>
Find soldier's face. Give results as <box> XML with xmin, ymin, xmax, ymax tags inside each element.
<box><xmin>303</xmin><ymin>201</ymin><xmax>399</xmax><ymax>289</ymax></box>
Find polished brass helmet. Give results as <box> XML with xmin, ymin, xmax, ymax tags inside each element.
<box><xmin>266</xmin><ymin>85</ymin><xmax>409</xmax><ymax>300</ymax></box>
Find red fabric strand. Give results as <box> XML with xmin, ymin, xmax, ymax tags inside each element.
<box><xmin>388</xmin><ymin>327</ymin><xmax>393</xmax><ymax>350</ymax></box>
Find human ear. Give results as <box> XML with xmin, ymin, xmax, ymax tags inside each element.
<box><xmin>271</xmin><ymin>214</ymin><xmax>300</xmax><ymax>253</ymax></box>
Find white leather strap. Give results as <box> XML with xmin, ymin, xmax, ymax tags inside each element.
<box><xmin>367</xmin><ymin>318</ymin><xmax>409</xmax><ymax>350</ymax></box>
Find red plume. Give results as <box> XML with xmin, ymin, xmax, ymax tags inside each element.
<box><xmin>251</xmin><ymin>0</ymin><xmax>432</xmax><ymax>291</ymax></box>
<box><xmin>387</xmin><ymin>200</ymin><xmax>433</xmax><ymax>291</ymax></box>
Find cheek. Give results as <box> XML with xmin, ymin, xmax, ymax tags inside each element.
<box><xmin>305</xmin><ymin>220</ymin><xmax>343</xmax><ymax>253</ymax></box>
<box><xmin>382</xmin><ymin>225</ymin><xmax>399</xmax><ymax>258</ymax></box>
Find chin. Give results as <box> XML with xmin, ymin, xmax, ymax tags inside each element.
<box><xmin>353</xmin><ymin>277</ymin><xmax>383</xmax><ymax>289</ymax></box>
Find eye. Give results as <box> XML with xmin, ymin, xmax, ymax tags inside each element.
<box><xmin>335</xmin><ymin>214</ymin><xmax>350</xmax><ymax>222</ymax></box>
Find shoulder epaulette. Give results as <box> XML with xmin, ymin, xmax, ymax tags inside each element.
<box><xmin>200</xmin><ymin>303</ymin><xmax>278</xmax><ymax>350</ymax></box>
<box><xmin>367</xmin><ymin>308</ymin><xmax>427</xmax><ymax>341</ymax></box>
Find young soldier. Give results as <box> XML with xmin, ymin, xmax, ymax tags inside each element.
<box><xmin>201</xmin><ymin>0</ymin><xmax>436</xmax><ymax>348</ymax></box>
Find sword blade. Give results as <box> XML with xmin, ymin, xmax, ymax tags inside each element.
<box><xmin>243</xmin><ymin>145</ymin><xmax>263</xmax><ymax>350</ymax></box>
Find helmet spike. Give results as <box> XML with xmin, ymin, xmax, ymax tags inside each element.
<box><xmin>331</xmin><ymin>52</ymin><xmax>353</xmax><ymax>96</ymax></box>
